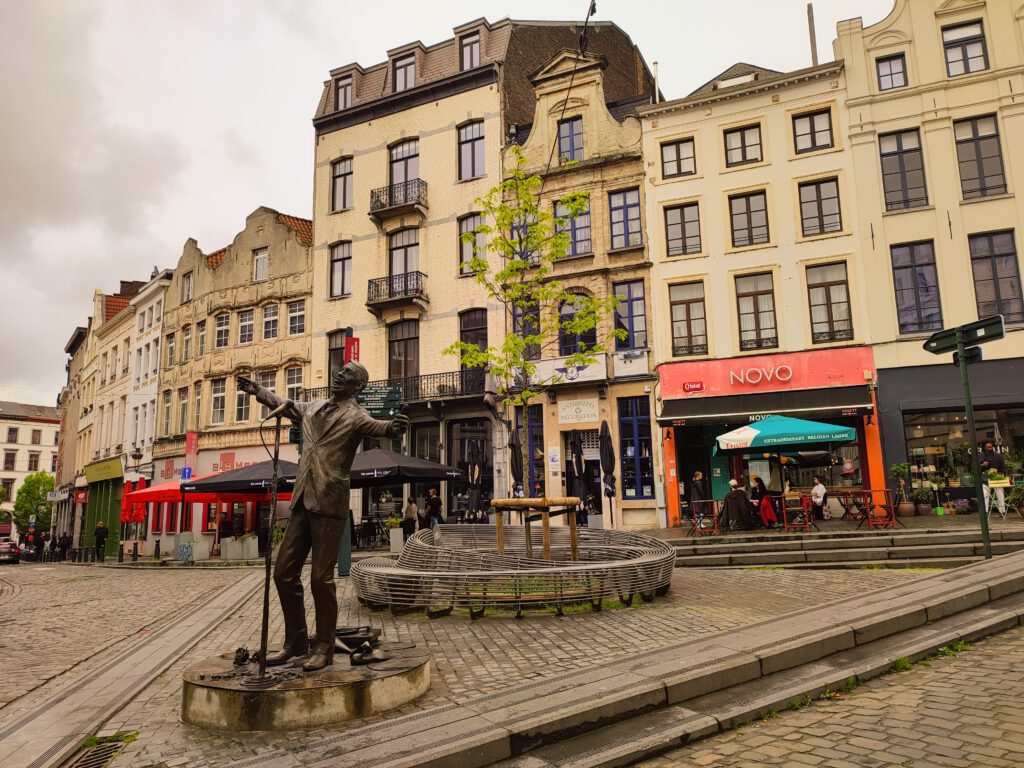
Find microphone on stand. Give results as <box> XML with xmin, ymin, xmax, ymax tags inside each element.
<box><xmin>263</xmin><ymin>401</ymin><xmax>293</xmax><ymax>421</ymax></box>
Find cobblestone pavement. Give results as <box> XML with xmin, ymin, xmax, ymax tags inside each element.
<box><xmin>107</xmin><ymin>566</ymin><xmax>931</xmax><ymax>768</ymax></box>
<box><xmin>638</xmin><ymin>623</ymin><xmax>1024</xmax><ymax>768</ymax></box>
<box><xmin>0</xmin><ymin>564</ymin><xmax>246</xmax><ymax>716</ymax></box>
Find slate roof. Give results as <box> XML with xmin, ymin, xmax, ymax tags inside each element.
<box><xmin>688</xmin><ymin>62</ymin><xmax>782</xmax><ymax>97</ymax></box>
<box><xmin>0</xmin><ymin>401</ymin><xmax>60</xmax><ymax>422</ymax></box>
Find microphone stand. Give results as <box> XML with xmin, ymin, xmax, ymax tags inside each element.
<box><xmin>258</xmin><ymin>411</ymin><xmax>283</xmax><ymax>678</ymax></box>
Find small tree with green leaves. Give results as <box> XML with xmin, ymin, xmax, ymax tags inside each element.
<box><xmin>444</xmin><ymin>147</ymin><xmax>623</xmax><ymax>492</ymax></box>
<box><xmin>13</xmin><ymin>472</ymin><xmax>54</xmax><ymax>534</ymax></box>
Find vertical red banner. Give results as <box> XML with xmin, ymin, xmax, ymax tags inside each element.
<box><xmin>344</xmin><ymin>336</ymin><xmax>360</xmax><ymax>362</ymax></box>
<box><xmin>185</xmin><ymin>431</ymin><xmax>199</xmax><ymax>469</ymax></box>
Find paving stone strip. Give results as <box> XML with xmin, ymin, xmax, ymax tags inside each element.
<box><xmin>0</xmin><ymin>571</ymin><xmax>262</xmax><ymax>768</ymax></box>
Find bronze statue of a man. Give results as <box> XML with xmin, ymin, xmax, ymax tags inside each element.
<box><xmin>237</xmin><ymin>361</ymin><xmax>408</xmax><ymax>672</ymax></box>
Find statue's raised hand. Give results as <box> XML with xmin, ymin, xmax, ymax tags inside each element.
<box><xmin>236</xmin><ymin>376</ymin><xmax>259</xmax><ymax>395</ymax></box>
<box><xmin>388</xmin><ymin>413</ymin><xmax>410</xmax><ymax>438</ymax></box>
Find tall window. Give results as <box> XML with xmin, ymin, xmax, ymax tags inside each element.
<box><xmin>558</xmin><ymin>295</ymin><xmax>597</xmax><ymax>356</ymax></box>
<box><xmin>460</xmin><ymin>32</ymin><xmax>480</xmax><ymax>70</ymax></box>
<box><xmin>969</xmin><ymin>231</ymin><xmax>1024</xmax><ymax>323</ymax></box>
<box><xmin>665</xmin><ymin>203</ymin><xmax>701</xmax><ymax>256</ymax></box>
<box><xmin>335</xmin><ymin>77</ymin><xmax>351</xmax><ymax>110</ymax></box>
<box><xmin>891</xmin><ymin>241</ymin><xmax>942</xmax><ymax>334</ymax></box>
<box><xmin>793</xmin><ymin>109</ymin><xmax>833</xmax><ymax>153</ymax></box>
<box><xmin>799</xmin><ymin>178</ymin><xmax>842</xmax><ymax>236</ymax></box>
<box><xmin>613</xmin><ymin>280</ymin><xmax>647</xmax><ymax>350</ymax></box>
<box><xmin>154</xmin><ymin>300</ymin><xmax>162</xmax><ymax>321</ymax></box>
<box><xmin>555</xmin><ymin>199</ymin><xmax>592</xmax><ymax>256</ymax></box>
<box><xmin>330</xmin><ymin>242</ymin><xmax>352</xmax><ymax>297</ymax></box>
<box><xmin>2</xmin><ymin>451</ymin><xmax>14</xmax><ymax>471</ymax></box>
<box><xmin>5</xmin><ymin>427</ymin><xmax>16</xmax><ymax>443</ymax></box>
<box><xmin>162</xmin><ymin>390</ymin><xmax>172</xmax><ymax>435</ymax></box>
<box><xmin>27</xmin><ymin>452</ymin><xmax>39</xmax><ymax>472</ymax></box>
<box><xmin>880</xmin><ymin>130</ymin><xmax>927</xmax><ymax>211</ymax></box>
<box><xmin>729</xmin><ymin>191</ymin><xmax>769</xmax><ymax>247</ymax></box>
<box><xmin>389</xmin><ymin>140</ymin><xmax>419</xmax><ymax>185</ymax></box>
<box><xmin>211</xmin><ymin>379</ymin><xmax>225</xmax><ymax>425</ymax></box>
<box><xmin>388</xmin><ymin>320</ymin><xmax>419</xmax><ymax>379</ymax></box>
<box><xmin>389</xmin><ymin>228</ymin><xmax>419</xmax><ymax>274</ymax></box>
<box><xmin>181</xmin><ymin>325</ymin><xmax>191</xmax><ymax>362</ymax></box>
<box><xmin>724</xmin><ymin>124</ymin><xmax>762</xmax><ymax>166</ymax></box>
<box><xmin>152</xmin><ymin>338</ymin><xmax>158</xmax><ymax>375</ymax></box>
<box><xmin>262</xmin><ymin>305</ymin><xmax>278</xmax><ymax>340</ymax></box>
<box><xmin>194</xmin><ymin>382</ymin><xmax>202</xmax><ymax>429</ymax></box>
<box><xmin>393</xmin><ymin>55</ymin><xmax>415</xmax><ymax>92</ymax></box>
<box><xmin>458</xmin><ymin>121</ymin><xmax>485</xmax><ymax>180</ymax></box>
<box><xmin>258</xmin><ymin>371</ymin><xmax>276</xmax><ymax>418</ymax></box>
<box><xmin>215</xmin><ymin>314</ymin><xmax>229</xmax><ymax>348</ymax></box>
<box><xmin>331</xmin><ymin>157</ymin><xmax>353</xmax><ymax>211</ymax></box>
<box><xmin>459</xmin><ymin>309</ymin><xmax>487</xmax><ymax>357</ymax></box>
<box><xmin>558</xmin><ymin>117</ymin><xmax>583</xmax><ymax>163</ymax></box>
<box><xmin>286</xmin><ymin>367</ymin><xmax>303</xmax><ymax>401</ymax></box>
<box><xmin>328</xmin><ymin>330</ymin><xmax>347</xmax><ymax>382</ymax></box>
<box><xmin>736</xmin><ymin>273</ymin><xmax>778</xmax><ymax>350</ymax></box>
<box><xmin>51</xmin><ymin>453</ymin><xmax>58</xmax><ymax>473</ymax></box>
<box><xmin>877</xmin><ymin>54</ymin><xmax>907</xmax><ymax>90</ymax></box>
<box><xmin>181</xmin><ymin>271</ymin><xmax>193</xmax><ymax>303</ymax></box>
<box><xmin>287</xmin><ymin>301</ymin><xmax>305</xmax><ymax>335</ymax></box>
<box><xmin>943</xmin><ymin>22</ymin><xmax>988</xmax><ymax>77</ymax></box>
<box><xmin>807</xmin><ymin>263</ymin><xmax>853</xmax><ymax>343</ymax></box>
<box><xmin>512</xmin><ymin>303</ymin><xmax>540</xmax><ymax>361</ymax></box>
<box><xmin>135</xmin><ymin>347</ymin><xmax>142</xmax><ymax>381</ymax></box>
<box><xmin>197</xmin><ymin>320</ymin><xmax>206</xmax><ymax>355</ymax></box>
<box><xmin>252</xmin><ymin>247</ymin><xmax>268</xmax><ymax>282</ymax></box>
<box><xmin>238</xmin><ymin>310</ymin><xmax>254</xmax><ymax>344</ymax></box>
<box><xmin>670</xmin><ymin>282</ymin><xmax>708</xmax><ymax>356</ymax></box>
<box><xmin>516</xmin><ymin>404</ymin><xmax>545</xmax><ymax>497</ymax></box>
<box><xmin>618</xmin><ymin>397</ymin><xmax>654</xmax><ymax>500</ymax></box>
<box><xmin>235</xmin><ymin>381</ymin><xmax>250</xmax><ymax>422</ymax></box>
<box><xmin>178</xmin><ymin>388</ymin><xmax>189</xmax><ymax>433</ymax></box>
<box><xmin>661</xmin><ymin>138</ymin><xmax>695</xmax><ymax>178</ymax></box>
<box><xmin>165</xmin><ymin>333</ymin><xmax>175</xmax><ymax>366</ymax></box>
<box><xmin>955</xmin><ymin>116</ymin><xmax>1006</xmax><ymax>199</ymax></box>
<box><xmin>458</xmin><ymin>214</ymin><xmax>484</xmax><ymax>274</ymax></box>
<box><xmin>609</xmin><ymin>188</ymin><xmax>642</xmax><ymax>249</ymax></box>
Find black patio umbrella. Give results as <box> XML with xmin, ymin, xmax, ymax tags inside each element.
<box><xmin>349</xmin><ymin>448</ymin><xmax>464</xmax><ymax>487</ymax></box>
<box><xmin>508</xmin><ymin>426</ymin><xmax>524</xmax><ymax>498</ymax></box>
<box><xmin>181</xmin><ymin>460</ymin><xmax>298</xmax><ymax>494</ymax></box>
<box><xmin>568</xmin><ymin>429</ymin><xmax>591</xmax><ymax>525</ymax></box>
<box><xmin>599</xmin><ymin>420</ymin><xmax>616</xmax><ymax>527</ymax></box>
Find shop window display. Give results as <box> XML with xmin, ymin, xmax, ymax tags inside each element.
<box><xmin>903</xmin><ymin>408</ymin><xmax>1024</xmax><ymax>487</ymax></box>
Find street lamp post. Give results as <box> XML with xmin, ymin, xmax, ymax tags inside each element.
<box><xmin>129</xmin><ymin>445</ymin><xmax>144</xmax><ymax>562</ymax></box>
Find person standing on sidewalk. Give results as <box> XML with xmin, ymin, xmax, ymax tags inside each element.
<box><xmin>690</xmin><ymin>471</ymin><xmax>709</xmax><ymax>528</ymax></box>
<box><xmin>980</xmin><ymin>440</ymin><xmax>1007</xmax><ymax>516</ymax></box>
<box><xmin>810</xmin><ymin>475</ymin><xmax>828</xmax><ymax>521</ymax></box>
<box><xmin>402</xmin><ymin>496</ymin><xmax>418</xmax><ymax>539</ymax></box>
<box><xmin>425</xmin><ymin>488</ymin><xmax>443</xmax><ymax>529</ymax></box>
<box><xmin>93</xmin><ymin>520</ymin><xmax>108</xmax><ymax>562</ymax></box>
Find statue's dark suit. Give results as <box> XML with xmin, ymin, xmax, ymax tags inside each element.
<box><xmin>253</xmin><ymin>390</ymin><xmax>394</xmax><ymax>655</ymax></box>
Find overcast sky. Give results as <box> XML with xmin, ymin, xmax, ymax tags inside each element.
<box><xmin>0</xmin><ymin>0</ymin><xmax>894</xmax><ymax>407</ymax></box>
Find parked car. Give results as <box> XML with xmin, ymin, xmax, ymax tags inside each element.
<box><xmin>0</xmin><ymin>537</ymin><xmax>20</xmax><ymax>564</ymax></box>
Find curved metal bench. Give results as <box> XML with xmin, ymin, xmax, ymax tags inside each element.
<box><xmin>350</xmin><ymin>525</ymin><xmax>675</xmax><ymax>617</ymax></box>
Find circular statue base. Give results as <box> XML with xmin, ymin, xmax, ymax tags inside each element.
<box><xmin>181</xmin><ymin>643</ymin><xmax>430</xmax><ymax>731</ymax></box>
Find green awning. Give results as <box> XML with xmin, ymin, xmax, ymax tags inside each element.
<box><xmin>715</xmin><ymin>415</ymin><xmax>856</xmax><ymax>453</ymax></box>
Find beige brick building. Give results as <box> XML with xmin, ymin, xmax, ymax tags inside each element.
<box><xmin>834</xmin><ymin>0</ymin><xmax>1024</xmax><ymax>480</ymax></box>
<box><xmin>54</xmin><ymin>324</ymin><xmax>88</xmax><ymax>542</ymax></box>
<box><xmin>510</xmin><ymin>50</ymin><xmax>659</xmax><ymax>529</ymax></box>
<box><xmin>0</xmin><ymin>401</ymin><xmax>60</xmax><ymax>540</ymax></box>
<box><xmin>308</xmin><ymin>18</ymin><xmax>655</xmax><ymax>520</ymax></box>
<box><xmin>152</xmin><ymin>207</ymin><xmax>312</xmax><ymax>546</ymax></box>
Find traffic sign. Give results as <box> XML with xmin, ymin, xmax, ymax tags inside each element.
<box><xmin>924</xmin><ymin>315</ymin><xmax>1004</xmax><ymax>355</ymax></box>
<box><xmin>953</xmin><ymin>346</ymin><xmax>983</xmax><ymax>368</ymax></box>
<box><xmin>181</xmin><ymin>466</ymin><xmax>193</xmax><ymax>481</ymax></box>
<box><xmin>357</xmin><ymin>383</ymin><xmax>403</xmax><ymax>418</ymax></box>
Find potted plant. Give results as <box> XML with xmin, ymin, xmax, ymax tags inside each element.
<box><xmin>890</xmin><ymin>463</ymin><xmax>916</xmax><ymax>517</ymax></box>
<box><xmin>911</xmin><ymin>488</ymin><xmax>935</xmax><ymax>516</ymax></box>
<box><xmin>948</xmin><ymin>442</ymin><xmax>974</xmax><ymax>487</ymax></box>
<box><xmin>386</xmin><ymin>516</ymin><xmax>404</xmax><ymax>554</ymax></box>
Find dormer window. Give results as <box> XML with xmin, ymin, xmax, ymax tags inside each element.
<box><xmin>716</xmin><ymin>73</ymin><xmax>755</xmax><ymax>90</ymax></box>
<box><xmin>461</xmin><ymin>32</ymin><xmax>480</xmax><ymax>71</ymax></box>
<box><xmin>336</xmin><ymin>77</ymin><xmax>352</xmax><ymax>110</ymax></box>
<box><xmin>394</xmin><ymin>55</ymin><xmax>415</xmax><ymax>92</ymax></box>
<box><xmin>558</xmin><ymin>117</ymin><xmax>583</xmax><ymax>163</ymax></box>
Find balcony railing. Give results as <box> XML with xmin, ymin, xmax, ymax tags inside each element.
<box><xmin>672</xmin><ymin>342</ymin><xmax>709</xmax><ymax>357</ymax></box>
<box><xmin>369</xmin><ymin>179</ymin><xmax>428</xmax><ymax>215</ymax></box>
<box><xmin>812</xmin><ymin>328</ymin><xmax>854</xmax><ymax>344</ymax></box>
<box><xmin>301</xmin><ymin>369</ymin><xmax>484</xmax><ymax>404</ymax></box>
<box><xmin>367</xmin><ymin>271</ymin><xmax>426</xmax><ymax>305</ymax></box>
<box><xmin>739</xmin><ymin>336</ymin><xmax>778</xmax><ymax>351</ymax></box>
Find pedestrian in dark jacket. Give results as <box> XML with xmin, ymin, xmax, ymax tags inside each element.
<box><xmin>94</xmin><ymin>521</ymin><xmax>109</xmax><ymax>562</ymax></box>
<box><xmin>58</xmin><ymin>533</ymin><xmax>70</xmax><ymax>561</ymax></box>
<box><xmin>425</xmin><ymin>488</ymin><xmax>443</xmax><ymax>529</ymax></box>
<box><xmin>720</xmin><ymin>479</ymin><xmax>751</xmax><ymax>532</ymax></box>
<box><xmin>690</xmin><ymin>471</ymin><xmax>710</xmax><ymax>528</ymax></box>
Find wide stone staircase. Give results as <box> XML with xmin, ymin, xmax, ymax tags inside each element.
<box><xmin>671</xmin><ymin>526</ymin><xmax>1024</xmax><ymax>569</ymax></box>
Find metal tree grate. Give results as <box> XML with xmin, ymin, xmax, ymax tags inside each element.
<box><xmin>65</xmin><ymin>742</ymin><xmax>123</xmax><ymax>768</ymax></box>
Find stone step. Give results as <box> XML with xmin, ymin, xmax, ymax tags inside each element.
<box><xmin>670</xmin><ymin>526</ymin><xmax>1024</xmax><ymax>551</ymax></box>
<box><xmin>674</xmin><ymin>540</ymin><xmax>1024</xmax><ymax>567</ymax></box>
<box><xmin>494</xmin><ymin>590</ymin><xmax>1024</xmax><ymax>768</ymax></box>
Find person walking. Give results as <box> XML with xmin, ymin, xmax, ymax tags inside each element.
<box><xmin>58</xmin><ymin>532</ymin><xmax>70</xmax><ymax>561</ymax></box>
<box><xmin>402</xmin><ymin>497</ymin><xmax>418</xmax><ymax>540</ymax></box>
<box><xmin>690</xmin><ymin>471</ymin><xmax>710</xmax><ymax>528</ymax></box>
<box><xmin>93</xmin><ymin>520</ymin><xmax>109</xmax><ymax>562</ymax></box>
<box><xmin>810</xmin><ymin>475</ymin><xmax>828</xmax><ymax>521</ymax></box>
<box><xmin>980</xmin><ymin>441</ymin><xmax>1007</xmax><ymax>516</ymax></box>
<box><xmin>425</xmin><ymin>488</ymin><xmax>443</xmax><ymax>530</ymax></box>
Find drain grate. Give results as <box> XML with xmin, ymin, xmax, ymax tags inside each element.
<box><xmin>65</xmin><ymin>742</ymin><xmax>123</xmax><ymax>768</ymax></box>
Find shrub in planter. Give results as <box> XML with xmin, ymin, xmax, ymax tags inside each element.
<box><xmin>911</xmin><ymin>488</ymin><xmax>935</xmax><ymax>515</ymax></box>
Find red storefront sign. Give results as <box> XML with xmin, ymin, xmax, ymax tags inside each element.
<box><xmin>73</xmin><ymin>490</ymin><xmax>89</xmax><ymax>504</ymax></box>
<box><xmin>344</xmin><ymin>336</ymin><xmax>360</xmax><ymax>362</ymax></box>
<box><xmin>660</xmin><ymin>347</ymin><xmax>875</xmax><ymax>400</ymax></box>
<box><xmin>185</xmin><ymin>431</ymin><xmax>199</xmax><ymax>468</ymax></box>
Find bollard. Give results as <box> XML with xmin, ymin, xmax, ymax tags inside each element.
<box><xmin>89</xmin><ymin>548</ymin><xmax>95</xmax><ymax>563</ymax></box>
<box><xmin>132</xmin><ymin>542</ymin><xmax>139</xmax><ymax>562</ymax></box>
<box><xmin>154</xmin><ymin>539</ymin><xmax>160</xmax><ymax>560</ymax></box>
<box><xmin>118</xmin><ymin>543</ymin><xmax>124</xmax><ymax>563</ymax></box>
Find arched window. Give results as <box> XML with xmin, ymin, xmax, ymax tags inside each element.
<box><xmin>459</xmin><ymin>309</ymin><xmax>488</xmax><ymax>353</ymax></box>
<box><xmin>389</xmin><ymin>139</ymin><xmax>419</xmax><ymax>186</ymax></box>
<box><xmin>559</xmin><ymin>295</ymin><xmax>597</xmax><ymax>356</ymax></box>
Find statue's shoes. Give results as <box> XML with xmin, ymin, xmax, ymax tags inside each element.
<box><xmin>302</xmin><ymin>652</ymin><xmax>333</xmax><ymax>673</ymax></box>
<box><xmin>349</xmin><ymin>647</ymin><xmax>392</xmax><ymax>666</ymax></box>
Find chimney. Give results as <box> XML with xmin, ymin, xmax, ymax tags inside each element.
<box><xmin>807</xmin><ymin>3</ymin><xmax>819</xmax><ymax>67</ymax></box>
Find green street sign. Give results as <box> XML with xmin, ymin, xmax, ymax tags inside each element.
<box><xmin>357</xmin><ymin>384</ymin><xmax>402</xmax><ymax>418</ymax></box>
<box><xmin>923</xmin><ymin>315</ymin><xmax>1004</xmax><ymax>355</ymax></box>
<box><xmin>953</xmin><ymin>346</ymin><xmax>983</xmax><ymax>368</ymax></box>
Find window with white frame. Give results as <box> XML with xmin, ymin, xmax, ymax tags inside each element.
<box><xmin>288</xmin><ymin>301</ymin><xmax>305</xmax><ymax>335</ymax></box>
<box><xmin>263</xmin><ymin>305</ymin><xmax>278</xmax><ymax>340</ymax></box>
<box><xmin>253</xmin><ymin>248</ymin><xmax>268</xmax><ymax>282</ymax></box>
<box><xmin>181</xmin><ymin>272</ymin><xmax>193</xmax><ymax>303</ymax></box>
<box><xmin>238</xmin><ymin>310</ymin><xmax>254</xmax><ymax>344</ymax></box>
<box><xmin>259</xmin><ymin>371</ymin><xmax>276</xmax><ymax>418</ymax></box>
<box><xmin>286</xmin><ymin>367</ymin><xmax>303</xmax><ymax>401</ymax></box>
<box><xmin>211</xmin><ymin>379</ymin><xmax>226</xmax><ymax>424</ymax></box>
<box><xmin>215</xmin><ymin>314</ymin><xmax>229</xmax><ymax>348</ymax></box>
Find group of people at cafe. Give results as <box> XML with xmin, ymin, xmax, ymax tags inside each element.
<box><xmin>688</xmin><ymin>470</ymin><xmax>829</xmax><ymax>532</ymax></box>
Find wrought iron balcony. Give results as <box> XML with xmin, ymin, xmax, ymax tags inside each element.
<box><xmin>812</xmin><ymin>328</ymin><xmax>854</xmax><ymax>344</ymax></box>
<box><xmin>739</xmin><ymin>336</ymin><xmax>778</xmax><ymax>351</ymax></box>
<box><xmin>369</xmin><ymin>179</ymin><xmax>428</xmax><ymax>221</ymax></box>
<box><xmin>672</xmin><ymin>342</ymin><xmax>708</xmax><ymax>357</ymax></box>
<box><xmin>366</xmin><ymin>271</ymin><xmax>427</xmax><ymax>308</ymax></box>
<box><xmin>300</xmin><ymin>369</ymin><xmax>484</xmax><ymax>404</ymax></box>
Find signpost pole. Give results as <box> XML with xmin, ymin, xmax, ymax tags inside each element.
<box><xmin>957</xmin><ymin>328</ymin><xmax>992</xmax><ymax>559</ymax></box>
